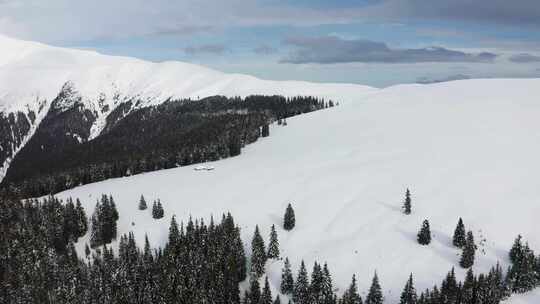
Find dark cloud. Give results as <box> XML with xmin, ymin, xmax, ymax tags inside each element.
<box><xmin>184</xmin><ymin>44</ymin><xmax>227</xmax><ymax>55</ymax></box>
<box><xmin>253</xmin><ymin>45</ymin><xmax>277</xmax><ymax>55</ymax></box>
<box><xmin>509</xmin><ymin>53</ymin><xmax>540</xmax><ymax>63</ymax></box>
<box><xmin>281</xmin><ymin>36</ymin><xmax>497</xmax><ymax>64</ymax></box>
<box><xmin>373</xmin><ymin>0</ymin><xmax>540</xmax><ymax>27</ymax></box>
<box><xmin>416</xmin><ymin>74</ymin><xmax>471</xmax><ymax>84</ymax></box>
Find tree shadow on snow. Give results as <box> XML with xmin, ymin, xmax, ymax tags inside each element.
<box><xmin>377</xmin><ymin>200</ymin><xmax>402</xmax><ymax>213</ymax></box>
<box><xmin>397</xmin><ymin>228</ymin><xmax>460</xmax><ymax>266</ymax></box>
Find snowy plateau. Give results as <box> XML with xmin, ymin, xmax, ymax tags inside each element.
<box><xmin>1</xmin><ymin>34</ymin><xmax>540</xmax><ymax>303</ymax></box>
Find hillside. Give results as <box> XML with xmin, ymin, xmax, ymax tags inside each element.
<box><xmin>0</xmin><ymin>34</ymin><xmax>376</xmax><ymax>181</ymax></box>
<box><xmin>50</xmin><ymin>78</ymin><xmax>540</xmax><ymax>303</ymax></box>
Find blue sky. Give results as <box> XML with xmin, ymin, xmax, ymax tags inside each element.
<box><xmin>1</xmin><ymin>0</ymin><xmax>540</xmax><ymax>87</ymax></box>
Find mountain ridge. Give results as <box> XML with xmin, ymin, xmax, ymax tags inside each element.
<box><xmin>0</xmin><ymin>34</ymin><xmax>376</xmax><ymax>181</ymax></box>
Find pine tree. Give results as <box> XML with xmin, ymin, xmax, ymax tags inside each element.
<box><xmin>403</xmin><ymin>188</ymin><xmax>412</xmax><ymax>214</ymax></box>
<box><xmin>399</xmin><ymin>274</ymin><xmax>417</xmax><ymax>304</ymax></box>
<box><xmin>310</xmin><ymin>262</ymin><xmax>324</xmax><ymax>303</ymax></box>
<box><xmin>283</xmin><ymin>203</ymin><xmax>295</xmax><ymax>231</ymax></box>
<box><xmin>460</xmin><ymin>231</ymin><xmax>476</xmax><ymax>268</ymax></box>
<box><xmin>506</xmin><ymin>242</ymin><xmax>538</xmax><ymax>293</ymax></box>
<box><xmin>273</xmin><ymin>295</ymin><xmax>282</xmax><ymax>304</ymax></box>
<box><xmin>293</xmin><ymin>261</ymin><xmax>310</xmax><ymax>304</ymax></box>
<box><xmin>509</xmin><ymin>235</ymin><xmax>524</xmax><ymax>264</ymax></box>
<box><xmin>342</xmin><ymin>274</ymin><xmax>362</xmax><ymax>304</ymax></box>
<box><xmin>322</xmin><ymin>263</ymin><xmax>336</xmax><ymax>304</ymax></box>
<box><xmin>365</xmin><ymin>272</ymin><xmax>383</xmax><ymax>304</ymax></box>
<box><xmin>452</xmin><ymin>218</ymin><xmax>466</xmax><ymax>248</ymax></box>
<box><xmin>138</xmin><ymin>195</ymin><xmax>147</xmax><ymax>210</ymax></box>
<box><xmin>487</xmin><ymin>263</ymin><xmax>507</xmax><ymax>302</ymax></box>
<box><xmin>267</xmin><ymin>224</ymin><xmax>280</xmax><ymax>259</ymax></box>
<box><xmin>157</xmin><ymin>200</ymin><xmax>164</xmax><ymax>218</ymax></box>
<box><xmin>462</xmin><ymin>268</ymin><xmax>475</xmax><ymax>303</ymax></box>
<box><xmin>261</xmin><ymin>276</ymin><xmax>273</xmax><ymax>304</ymax></box>
<box><xmin>75</xmin><ymin>199</ymin><xmax>88</xmax><ymax>238</ymax></box>
<box><xmin>251</xmin><ymin>225</ymin><xmax>267</xmax><ymax>278</ymax></box>
<box><xmin>168</xmin><ymin>216</ymin><xmax>180</xmax><ymax>249</ymax></box>
<box><xmin>249</xmin><ymin>277</ymin><xmax>261</xmax><ymax>304</ymax></box>
<box><xmin>440</xmin><ymin>268</ymin><xmax>458</xmax><ymax>303</ymax></box>
<box><xmin>281</xmin><ymin>257</ymin><xmax>294</xmax><ymax>294</ymax></box>
<box><xmin>152</xmin><ymin>200</ymin><xmax>164</xmax><ymax>219</ymax></box>
<box><xmin>417</xmin><ymin>220</ymin><xmax>431</xmax><ymax>245</ymax></box>
<box><xmin>262</xmin><ymin>124</ymin><xmax>270</xmax><ymax>137</ymax></box>
<box><xmin>143</xmin><ymin>234</ymin><xmax>153</xmax><ymax>262</ymax></box>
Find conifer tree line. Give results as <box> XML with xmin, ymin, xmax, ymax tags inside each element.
<box><xmin>4</xmin><ymin>95</ymin><xmax>331</xmax><ymax>198</ymax></box>
<box><xmin>1</xmin><ymin>194</ymin><xmax>249</xmax><ymax>304</ymax></box>
<box><xmin>89</xmin><ymin>194</ymin><xmax>119</xmax><ymax>248</ymax></box>
<box><xmin>1</xmin><ymin>193</ymin><xmax>539</xmax><ymax>304</ymax></box>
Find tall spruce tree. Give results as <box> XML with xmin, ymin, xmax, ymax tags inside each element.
<box><xmin>262</xmin><ymin>124</ymin><xmax>270</xmax><ymax>137</ymax></box>
<box><xmin>506</xmin><ymin>242</ymin><xmax>538</xmax><ymax>293</ymax></box>
<box><xmin>460</xmin><ymin>231</ymin><xmax>476</xmax><ymax>268</ymax></box>
<box><xmin>138</xmin><ymin>195</ymin><xmax>147</xmax><ymax>210</ymax></box>
<box><xmin>281</xmin><ymin>257</ymin><xmax>295</xmax><ymax>294</ymax></box>
<box><xmin>417</xmin><ymin>219</ymin><xmax>431</xmax><ymax>245</ymax></box>
<box><xmin>249</xmin><ymin>277</ymin><xmax>262</xmax><ymax>304</ymax></box>
<box><xmin>342</xmin><ymin>274</ymin><xmax>362</xmax><ymax>304</ymax></box>
<box><xmin>509</xmin><ymin>235</ymin><xmax>523</xmax><ymax>264</ymax></box>
<box><xmin>452</xmin><ymin>218</ymin><xmax>466</xmax><ymax>248</ymax></box>
<box><xmin>156</xmin><ymin>200</ymin><xmax>164</xmax><ymax>218</ymax></box>
<box><xmin>152</xmin><ymin>200</ymin><xmax>164</xmax><ymax>219</ymax></box>
<box><xmin>462</xmin><ymin>268</ymin><xmax>475</xmax><ymax>303</ymax></box>
<box><xmin>293</xmin><ymin>261</ymin><xmax>310</xmax><ymax>304</ymax></box>
<box><xmin>261</xmin><ymin>276</ymin><xmax>273</xmax><ymax>304</ymax></box>
<box><xmin>273</xmin><ymin>295</ymin><xmax>282</xmax><ymax>304</ymax></box>
<box><xmin>365</xmin><ymin>272</ymin><xmax>383</xmax><ymax>304</ymax></box>
<box><xmin>283</xmin><ymin>203</ymin><xmax>296</xmax><ymax>231</ymax></box>
<box><xmin>75</xmin><ymin>199</ymin><xmax>88</xmax><ymax>238</ymax></box>
<box><xmin>310</xmin><ymin>262</ymin><xmax>324</xmax><ymax>303</ymax></box>
<box><xmin>403</xmin><ymin>188</ymin><xmax>412</xmax><ymax>215</ymax></box>
<box><xmin>268</xmin><ymin>224</ymin><xmax>280</xmax><ymax>259</ymax></box>
<box><xmin>322</xmin><ymin>263</ymin><xmax>336</xmax><ymax>304</ymax></box>
<box><xmin>251</xmin><ymin>225</ymin><xmax>267</xmax><ymax>278</ymax></box>
<box><xmin>399</xmin><ymin>274</ymin><xmax>417</xmax><ymax>304</ymax></box>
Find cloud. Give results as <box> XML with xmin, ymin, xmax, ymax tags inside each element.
<box><xmin>282</xmin><ymin>36</ymin><xmax>497</xmax><ymax>64</ymax></box>
<box><xmin>369</xmin><ymin>0</ymin><xmax>540</xmax><ymax>27</ymax></box>
<box><xmin>416</xmin><ymin>74</ymin><xmax>471</xmax><ymax>84</ymax></box>
<box><xmin>253</xmin><ymin>45</ymin><xmax>277</xmax><ymax>55</ymax></box>
<box><xmin>509</xmin><ymin>53</ymin><xmax>540</xmax><ymax>63</ymax></box>
<box><xmin>1</xmin><ymin>0</ymin><xmax>539</xmax><ymax>44</ymax></box>
<box><xmin>184</xmin><ymin>44</ymin><xmax>227</xmax><ymax>55</ymax></box>
<box><xmin>151</xmin><ymin>25</ymin><xmax>213</xmax><ymax>37</ymax></box>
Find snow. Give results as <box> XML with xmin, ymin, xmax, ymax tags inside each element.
<box><xmin>0</xmin><ymin>33</ymin><xmax>375</xmax><ymax>114</ymax></box>
<box><xmin>504</xmin><ymin>290</ymin><xmax>540</xmax><ymax>304</ymax></box>
<box><xmin>0</xmin><ymin>33</ymin><xmax>375</xmax><ymax>180</ymax></box>
<box><xmin>47</xmin><ymin>78</ymin><xmax>540</xmax><ymax>303</ymax></box>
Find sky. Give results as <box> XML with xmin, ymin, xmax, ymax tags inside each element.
<box><xmin>1</xmin><ymin>0</ymin><xmax>540</xmax><ymax>87</ymax></box>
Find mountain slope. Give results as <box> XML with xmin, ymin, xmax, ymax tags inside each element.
<box><xmin>51</xmin><ymin>78</ymin><xmax>540</xmax><ymax>303</ymax></box>
<box><xmin>0</xmin><ymin>34</ymin><xmax>376</xmax><ymax>181</ymax></box>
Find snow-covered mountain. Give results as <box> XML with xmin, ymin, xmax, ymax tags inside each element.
<box><xmin>47</xmin><ymin>77</ymin><xmax>540</xmax><ymax>302</ymax></box>
<box><xmin>2</xmin><ymin>34</ymin><xmax>539</xmax><ymax>303</ymax></box>
<box><xmin>0</xmin><ymin>34</ymin><xmax>376</xmax><ymax>181</ymax></box>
